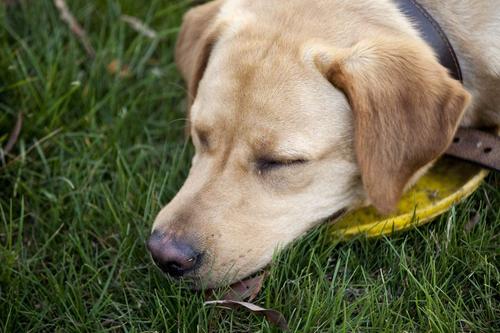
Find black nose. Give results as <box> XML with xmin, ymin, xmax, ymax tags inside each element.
<box><xmin>146</xmin><ymin>231</ymin><xmax>200</xmax><ymax>277</ymax></box>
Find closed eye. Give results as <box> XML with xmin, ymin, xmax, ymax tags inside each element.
<box><xmin>256</xmin><ymin>157</ymin><xmax>308</xmax><ymax>173</ymax></box>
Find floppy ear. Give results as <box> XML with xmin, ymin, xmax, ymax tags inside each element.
<box><xmin>175</xmin><ymin>0</ymin><xmax>223</xmax><ymax>106</ymax></box>
<box><xmin>314</xmin><ymin>37</ymin><xmax>471</xmax><ymax>213</ymax></box>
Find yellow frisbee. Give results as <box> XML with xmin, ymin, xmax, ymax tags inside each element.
<box><xmin>329</xmin><ymin>157</ymin><xmax>488</xmax><ymax>239</ymax></box>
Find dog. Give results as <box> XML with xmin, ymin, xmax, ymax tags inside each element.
<box><xmin>147</xmin><ymin>0</ymin><xmax>500</xmax><ymax>288</ymax></box>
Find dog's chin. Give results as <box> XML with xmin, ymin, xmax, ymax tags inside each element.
<box><xmin>158</xmin><ymin>210</ymin><xmax>349</xmax><ymax>290</ymax></box>
<box><xmin>166</xmin><ymin>265</ymin><xmax>262</xmax><ymax>290</ymax></box>
<box><xmin>191</xmin><ymin>270</ymin><xmax>267</xmax><ymax>292</ymax></box>
<box><xmin>156</xmin><ymin>272</ymin><xmax>212</xmax><ymax>290</ymax></box>
<box><xmin>195</xmin><ymin>272</ymin><xmax>257</xmax><ymax>290</ymax></box>
<box><xmin>172</xmin><ymin>276</ymin><xmax>232</xmax><ymax>290</ymax></box>
<box><xmin>181</xmin><ymin>214</ymin><xmax>350</xmax><ymax>290</ymax></box>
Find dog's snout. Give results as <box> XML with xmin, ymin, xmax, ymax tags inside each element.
<box><xmin>147</xmin><ymin>231</ymin><xmax>200</xmax><ymax>277</ymax></box>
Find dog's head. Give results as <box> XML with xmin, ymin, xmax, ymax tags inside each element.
<box><xmin>148</xmin><ymin>1</ymin><xmax>470</xmax><ymax>288</ymax></box>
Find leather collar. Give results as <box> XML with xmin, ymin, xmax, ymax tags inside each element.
<box><xmin>395</xmin><ymin>0</ymin><xmax>463</xmax><ymax>82</ymax></box>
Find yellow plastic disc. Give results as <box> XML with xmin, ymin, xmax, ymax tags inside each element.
<box><xmin>329</xmin><ymin>157</ymin><xmax>488</xmax><ymax>239</ymax></box>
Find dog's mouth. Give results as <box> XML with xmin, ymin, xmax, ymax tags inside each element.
<box><xmin>149</xmin><ymin>207</ymin><xmax>350</xmax><ymax>289</ymax></box>
<box><xmin>204</xmin><ymin>209</ymin><xmax>349</xmax><ymax>290</ymax></box>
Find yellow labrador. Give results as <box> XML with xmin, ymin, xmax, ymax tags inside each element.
<box><xmin>147</xmin><ymin>0</ymin><xmax>500</xmax><ymax>288</ymax></box>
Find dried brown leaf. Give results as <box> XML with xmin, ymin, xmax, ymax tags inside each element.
<box><xmin>224</xmin><ymin>273</ymin><xmax>266</xmax><ymax>302</ymax></box>
<box><xmin>204</xmin><ymin>300</ymin><xmax>289</xmax><ymax>331</ymax></box>
<box><xmin>107</xmin><ymin>59</ymin><xmax>131</xmax><ymax>78</ymax></box>
<box><xmin>205</xmin><ymin>273</ymin><xmax>267</xmax><ymax>302</ymax></box>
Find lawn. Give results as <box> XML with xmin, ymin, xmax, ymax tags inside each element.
<box><xmin>0</xmin><ymin>0</ymin><xmax>499</xmax><ymax>332</ymax></box>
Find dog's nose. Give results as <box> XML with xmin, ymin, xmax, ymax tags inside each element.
<box><xmin>146</xmin><ymin>231</ymin><xmax>200</xmax><ymax>277</ymax></box>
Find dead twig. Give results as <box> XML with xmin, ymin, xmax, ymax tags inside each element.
<box><xmin>2</xmin><ymin>0</ymin><xmax>21</xmax><ymax>6</ymax></box>
<box><xmin>121</xmin><ymin>15</ymin><xmax>158</xmax><ymax>39</ymax></box>
<box><xmin>3</xmin><ymin>112</ymin><xmax>23</xmax><ymax>155</ymax></box>
<box><xmin>1</xmin><ymin>128</ymin><xmax>62</xmax><ymax>170</ymax></box>
<box><xmin>53</xmin><ymin>0</ymin><xmax>95</xmax><ymax>58</ymax></box>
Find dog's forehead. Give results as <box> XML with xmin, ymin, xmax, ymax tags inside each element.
<box><xmin>193</xmin><ymin>71</ymin><xmax>351</xmax><ymax>161</ymax></box>
<box><xmin>191</xmin><ymin>25</ymin><xmax>353</xmax><ymax>157</ymax></box>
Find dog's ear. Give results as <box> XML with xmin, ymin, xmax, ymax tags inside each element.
<box><xmin>175</xmin><ymin>0</ymin><xmax>223</xmax><ymax>106</ymax></box>
<box><xmin>313</xmin><ymin>37</ymin><xmax>471</xmax><ymax>213</ymax></box>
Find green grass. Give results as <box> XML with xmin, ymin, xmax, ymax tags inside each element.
<box><xmin>0</xmin><ymin>1</ymin><xmax>499</xmax><ymax>332</ymax></box>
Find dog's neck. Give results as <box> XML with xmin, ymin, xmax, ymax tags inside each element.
<box><xmin>394</xmin><ymin>0</ymin><xmax>463</xmax><ymax>82</ymax></box>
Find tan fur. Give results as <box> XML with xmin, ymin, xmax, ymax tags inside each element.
<box><xmin>175</xmin><ymin>0</ymin><xmax>222</xmax><ymax>108</ymax></box>
<box><xmin>314</xmin><ymin>37</ymin><xmax>470</xmax><ymax>213</ymax></box>
<box><xmin>152</xmin><ymin>0</ymin><xmax>500</xmax><ymax>288</ymax></box>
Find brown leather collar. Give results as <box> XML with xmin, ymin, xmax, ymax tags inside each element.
<box><xmin>446</xmin><ymin>128</ymin><xmax>500</xmax><ymax>172</ymax></box>
<box><xmin>395</xmin><ymin>0</ymin><xmax>463</xmax><ymax>82</ymax></box>
<box><xmin>395</xmin><ymin>0</ymin><xmax>500</xmax><ymax>172</ymax></box>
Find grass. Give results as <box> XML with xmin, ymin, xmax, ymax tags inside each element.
<box><xmin>0</xmin><ymin>0</ymin><xmax>499</xmax><ymax>332</ymax></box>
